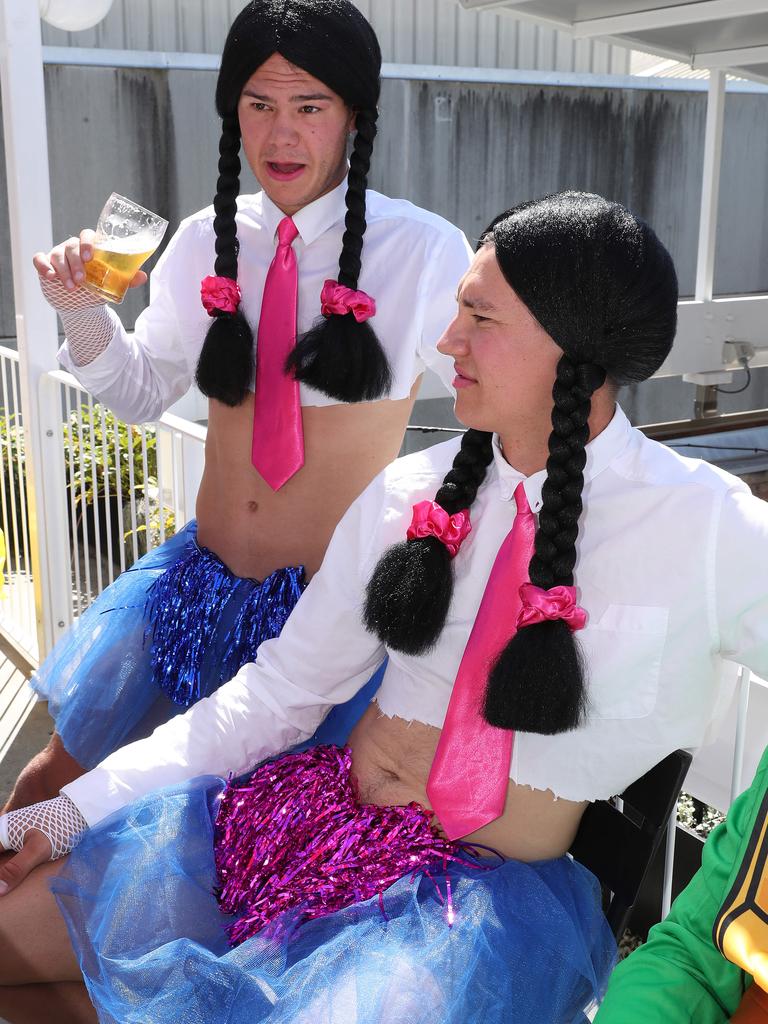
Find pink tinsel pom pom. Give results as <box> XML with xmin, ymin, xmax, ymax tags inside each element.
<box><xmin>213</xmin><ymin>744</ymin><xmax>477</xmax><ymax>946</ymax></box>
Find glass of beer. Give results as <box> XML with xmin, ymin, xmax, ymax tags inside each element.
<box><xmin>83</xmin><ymin>193</ymin><xmax>168</xmax><ymax>304</ymax></box>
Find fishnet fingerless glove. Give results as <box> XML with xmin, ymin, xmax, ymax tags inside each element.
<box><xmin>0</xmin><ymin>794</ymin><xmax>88</xmax><ymax>860</ymax></box>
<box><xmin>40</xmin><ymin>276</ymin><xmax>119</xmax><ymax>367</ymax></box>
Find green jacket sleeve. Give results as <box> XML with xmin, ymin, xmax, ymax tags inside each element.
<box><xmin>594</xmin><ymin>749</ymin><xmax>768</xmax><ymax>1024</ymax></box>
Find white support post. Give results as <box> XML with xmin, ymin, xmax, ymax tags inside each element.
<box><xmin>695</xmin><ymin>70</ymin><xmax>726</xmax><ymax>303</ymax></box>
<box><xmin>661</xmin><ymin>803</ymin><xmax>678</xmax><ymax>919</ymax></box>
<box><xmin>0</xmin><ymin>2</ymin><xmax>75</xmax><ymax>657</ymax></box>
<box><xmin>730</xmin><ymin>667</ymin><xmax>752</xmax><ymax>804</ymax></box>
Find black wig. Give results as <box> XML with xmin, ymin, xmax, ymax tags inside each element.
<box><xmin>364</xmin><ymin>191</ymin><xmax>678</xmax><ymax>735</ymax></box>
<box><xmin>195</xmin><ymin>0</ymin><xmax>390</xmax><ymax>407</ymax></box>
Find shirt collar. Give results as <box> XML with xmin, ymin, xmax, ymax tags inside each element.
<box><xmin>491</xmin><ymin>404</ymin><xmax>632</xmax><ymax>511</ymax></box>
<box><xmin>260</xmin><ymin>177</ymin><xmax>348</xmax><ymax>247</ymax></box>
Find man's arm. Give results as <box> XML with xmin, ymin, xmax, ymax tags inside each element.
<box><xmin>0</xmin><ymin>465</ymin><xmax>396</xmax><ymax>886</ymax></box>
<box><xmin>595</xmin><ymin>751</ymin><xmax>768</xmax><ymax>1023</ymax></box>
<box><xmin>715</xmin><ymin>486</ymin><xmax>768</xmax><ymax>677</ymax></box>
<box><xmin>59</xmin><ymin>468</ymin><xmax>392</xmax><ymax>826</ymax></box>
<box><xmin>47</xmin><ymin>218</ymin><xmax>208</xmax><ymax>424</ymax></box>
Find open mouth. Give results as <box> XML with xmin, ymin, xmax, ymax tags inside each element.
<box><xmin>265</xmin><ymin>161</ymin><xmax>306</xmax><ymax>181</ymax></box>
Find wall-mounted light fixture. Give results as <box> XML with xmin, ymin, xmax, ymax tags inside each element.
<box><xmin>38</xmin><ymin>0</ymin><xmax>114</xmax><ymax>33</ymax></box>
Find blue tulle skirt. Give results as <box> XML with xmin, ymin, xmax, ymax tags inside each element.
<box><xmin>30</xmin><ymin>522</ymin><xmax>305</xmax><ymax>768</ymax></box>
<box><xmin>31</xmin><ymin>520</ymin><xmax>384</xmax><ymax>769</ymax></box>
<box><xmin>52</xmin><ymin>774</ymin><xmax>616</xmax><ymax>1024</ymax></box>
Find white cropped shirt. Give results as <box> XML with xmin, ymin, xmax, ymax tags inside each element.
<box><xmin>65</xmin><ymin>407</ymin><xmax>768</xmax><ymax>825</ymax></box>
<box><xmin>57</xmin><ymin>182</ymin><xmax>473</xmax><ymax>422</ymax></box>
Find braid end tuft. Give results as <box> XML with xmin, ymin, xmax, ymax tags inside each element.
<box><xmin>286</xmin><ymin>314</ymin><xmax>391</xmax><ymax>402</ymax></box>
<box><xmin>363</xmin><ymin>430</ymin><xmax>493</xmax><ymax>652</ymax></box>
<box><xmin>195</xmin><ymin>310</ymin><xmax>254</xmax><ymax>407</ymax></box>
<box><xmin>484</xmin><ymin>619</ymin><xmax>588</xmax><ymax>733</ymax></box>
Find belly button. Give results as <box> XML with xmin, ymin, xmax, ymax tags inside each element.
<box><xmin>246</xmin><ymin>500</ymin><xmax>259</xmax><ymax>513</ymax></box>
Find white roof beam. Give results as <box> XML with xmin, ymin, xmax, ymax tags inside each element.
<box><xmin>693</xmin><ymin>44</ymin><xmax>768</xmax><ymax>69</ymax></box>
<box><xmin>572</xmin><ymin>1</ymin><xmax>767</xmax><ymax>39</ymax></box>
<box><xmin>458</xmin><ymin>0</ymin><xmax>538</xmax><ymax>9</ymax></box>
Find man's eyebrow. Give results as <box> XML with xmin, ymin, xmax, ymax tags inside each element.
<box><xmin>240</xmin><ymin>88</ymin><xmax>334</xmax><ymax>102</ymax></box>
<box><xmin>456</xmin><ymin>292</ymin><xmax>499</xmax><ymax>314</ymax></box>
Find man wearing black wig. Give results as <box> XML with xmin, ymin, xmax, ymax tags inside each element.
<box><xmin>3</xmin><ymin>191</ymin><xmax>768</xmax><ymax>1023</ymax></box>
<box><xmin>7</xmin><ymin>0</ymin><xmax>471</xmax><ymax>812</ymax></box>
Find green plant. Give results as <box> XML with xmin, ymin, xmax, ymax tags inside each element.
<box><xmin>0</xmin><ymin>412</ymin><xmax>27</xmax><ymax>563</ymax></box>
<box><xmin>64</xmin><ymin>403</ymin><xmax>177</xmax><ymax>564</ymax></box>
<box><xmin>677</xmin><ymin>792</ymin><xmax>725</xmax><ymax>840</ymax></box>
<box><xmin>0</xmin><ymin>402</ymin><xmax>177</xmax><ymax>573</ymax></box>
<box><xmin>125</xmin><ymin>495</ymin><xmax>177</xmax><ymax>558</ymax></box>
<box><xmin>64</xmin><ymin>403</ymin><xmax>156</xmax><ymax>511</ymax></box>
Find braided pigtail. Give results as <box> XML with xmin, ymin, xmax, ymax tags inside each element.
<box><xmin>484</xmin><ymin>356</ymin><xmax>607</xmax><ymax>734</ymax></box>
<box><xmin>195</xmin><ymin>114</ymin><xmax>255</xmax><ymax>407</ymax></box>
<box><xmin>286</xmin><ymin>108</ymin><xmax>392</xmax><ymax>402</ymax></box>
<box><xmin>364</xmin><ymin>429</ymin><xmax>493</xmax><ymax>654</ymax></box>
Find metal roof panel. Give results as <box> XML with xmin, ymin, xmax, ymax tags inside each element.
<box><xmin>459</xmin><ymin>1</ymin><xmax>768</xmax><ymax>83</ymax></box>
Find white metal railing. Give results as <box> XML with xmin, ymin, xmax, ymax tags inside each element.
<box><xmin>41</xmin><ymin>368</ymin><xmax>206</xmax><ymax>626</ymax></box>
<box><xmin>0</xmin><ymin>353</ymin><xmax>206</xmax><ymax>664</ymax></box>
<box><xmin>0</xmin><ymin>345</ymin><xmax>37</xmax><ymax>660</ymax></box>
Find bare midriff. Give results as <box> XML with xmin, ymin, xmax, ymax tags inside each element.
<box><xmin>196</xmin><ymin>378</ymin><xmax>420</xmax><ymax>580</ymax></box>
<box><xmin>348</xmin><ymin>702</ymin><xmax>588</xmax><ymax>862</ymax></box>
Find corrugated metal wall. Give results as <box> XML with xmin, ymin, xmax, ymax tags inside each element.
<box><xmin>40</xmin><ymin>0</ymin><xmax>631</xmax><ymax>75</ymax></box>
<box><xmin>3</xmin><ymin>63</ymin><xmax>768</xmax><ymax>422</ymax></box>
<box><xmin>2</xmin><ymin>67</ymin><xmax>766</xmax><ymax>336</ymax></box>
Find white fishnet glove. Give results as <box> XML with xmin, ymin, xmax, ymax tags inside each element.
<box><xmin>40</xmin><ymin>275</ymin><xmax>119</xmax><ymax>367</ymax></box>
<box><xmin>0</xmin><ymin>794</ymin><xmax>88</xmax><ymax>860</ymax></box>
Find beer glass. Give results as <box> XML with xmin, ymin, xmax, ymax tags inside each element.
<box><xmin>83</xmin><ymin>193</ymin><xmax>168</xmax><ymax>304</ymax></box>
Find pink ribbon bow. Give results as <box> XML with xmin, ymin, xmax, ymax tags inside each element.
<box><xmin>320</xmin><ymin>280</ymin><xmax>376</xmax><ymax>323</ymax></box>
<box><xmin>406</xmin><ymin>500</ymin><xmax>471</xmax><ymax>558</ymax></box>
<box><xmin>515</xmin><ymin>583</ymin><xmax>587</xmax><ymax>632</ymax></box>
<box><xmin>201</xmin><ymin>275</ymin><xmax>242</xmax><ymax>316</ymax></box>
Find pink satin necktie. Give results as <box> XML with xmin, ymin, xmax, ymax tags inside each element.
<box><xmin>251</xmin><ymin>216</ymin><xmax>304</xmax><ymax>490</ymax></box>
<box><xmin>426</xmin><ymin>481</ymin><xmax>536</xmax><ymax>840</ymax></box>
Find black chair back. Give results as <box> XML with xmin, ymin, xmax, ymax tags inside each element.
<box><xmin>569</xmin><ymin>749</ymin><xmax>692</xmax><ymax>940</ymax></box>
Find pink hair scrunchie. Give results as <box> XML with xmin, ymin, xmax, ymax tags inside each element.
<box><xmin>406</xmin><ymin>500</ymin><xmax>472</xmax><ymax>559</ymax></box>
<box><xmin>201</xmin><ymin>275</ymin><xmax>242</xmax><ymax>316</ymax></box>
<box><xmin>320</xmin><ymin>279</ymin><xmax>376</xmax><ymax>323</ymax></box>
<box><xmin>515</xmin><ymin>583</ymin><xmax>587</xmax><ymax>632</ymax></box>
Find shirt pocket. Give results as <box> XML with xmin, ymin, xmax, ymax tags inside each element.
<box><xmin>579</xmin><ymin>604</ymin><xmax>669</xmax><ymax>720</ymax></box>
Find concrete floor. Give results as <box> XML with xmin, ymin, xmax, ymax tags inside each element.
<box><xmin>0</xmin><ymin>701</ymin><xmax>52</xmax><ymax>808</ymax></box>
<box><xmin>0</xmin><ymin>638</ymin><xmax>49</xmax><ymax>808</ymax></box>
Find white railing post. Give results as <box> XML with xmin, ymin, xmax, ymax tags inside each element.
<box><xmin>0</xmin><ymin>2</ymin><xmax>75</xmax><ymax>657</ymax></box>
<box><xmin>730</xmin><ymin>666</ymin><xmax>752</xmax><ymax>804</ymax></box>
<box><xmin>661</xmin><ymin>804</ymin><xmax>678</xmax><ymax>919</ymax></box>
<box><xmin>695</xmin><ymin>70</ymin><xmax>726</xmax><ymax>303</ymax></box>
